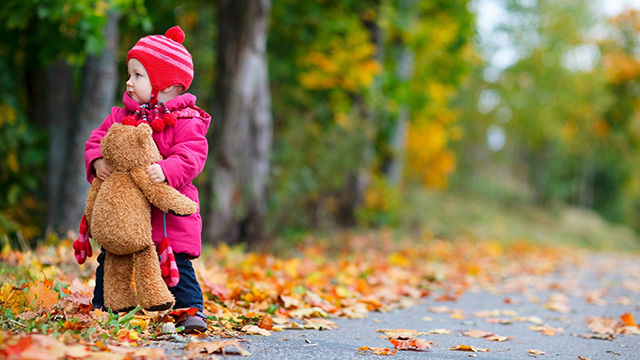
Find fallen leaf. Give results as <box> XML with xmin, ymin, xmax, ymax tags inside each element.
<box><xmin>577</xmin><ymin>333</ymin><xmax>615</xmax><ymax>341</ymax></box>
<box><xmin>528</xmin><ymin>325</ymin><xmax>563</xmax><ymax>336</ymax></box>
<box><xmin>303</xmin><ymin>318</ymin><xmax>338</xmax><ymax>330</ymax></box>
<box><xmin>0</xmin><ymin>283</ymin><xmax>29</xmax><ymax>314</ymax></box>
<box><xmin>377</xmin><ymin>328</ymin><xmax>419</xmax><ymax>338</ymax></box>
<box><xmin>578</xmin><ymin>356</ymin><xmax>591</xmax><ymax>360</ymax></box>
<box><xmin>462</xmin><ymin>329</ymin><xmax>492</xmax><ymax>338</ymax></box>
<box><xmin>130</xmin><ymin>347</ymin><xmax>166</xmax><ymax>359</ymax></box>
<box><xmin>358</xmin><ymin>346</ymin><xmax>398</xmax><ymax>355</ymax></box>
<box><xmin>258</xmin><ymin>314</ymin><xmax>274</xmax><ymax>330</ymax></box>
<box><xmin>473</xmin><ymin>309</ymin><xmax>517</xmax><ymax>317</ymax></box>
<box><xmin>618</xmin><ymin>326</ymin><xmax>640</xmax><ymax>335</ymax></box>
<box><xmin>428</xmin><ymin>306</ymin><xmax>452</xmax><ymax>313</ymax></box>
<box><xmin>514</xmin><ymin>316</ymin><xmax>544</xmax><ymax>325</ymax></box>
<box><xmin>388</xmin><ymin>337</ymin><xmax>433</xmax><ymax>350</ymax></box>
<box><xmin>486</xmin><ymin>334</ymin><xmax>509</xmax><ymax>342</ymax></box>
<box><xmin>16</xmin><ymin>311</ymin><xmax>38</xmax><ymax>321</ymax></box>
<box><xmin>448</xmin><ymin>344</ymin><xmax>489</xmax><ymax>352</ymax></box>
<box><xmin>279</xmin><ymin>295</ymin><xmax>301</xmax><ymax>309</ymax></box>
<box><xmin>529</xmin><ymin>349</ymin><xmax>545</xmax><ymax>355</ymax></box>
<box><xmin>288</xmin><ymin>307</ymin><xmax>328</xmax><ymax>318</ymax></box>
<box><xmin>586</xmin><ymin>316</ymin><xmax>618</xmax><ymax>334</ymax></box>
<box><xmin>184</xmin><ymin>340</ymin><xmax>251</xmax><ymax>357</ymax></box>
<box><xmin>242</xmin><ymin>325</ymin><xmax>272</xmax><ymax>336</ymax></box>
<box><xmin>621</xmin><ymin>312</ymin><xmax>636</xmax><ymax>327</ymax></box>
<box><xmin>28</xmin><ymin>282</ymin><xmax>58</xmax><ymax>312</ymax></box>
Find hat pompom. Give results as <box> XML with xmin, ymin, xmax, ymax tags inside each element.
<box><xmin>165</xmin><ymin>26</ymin><xmax>185</xmax><ymax>44</ymax></box>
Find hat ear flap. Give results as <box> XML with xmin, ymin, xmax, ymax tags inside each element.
<box><xmin>137</xmin><ymin>123</ymin><xmax>152</xmax><ymax>146</ymax></box>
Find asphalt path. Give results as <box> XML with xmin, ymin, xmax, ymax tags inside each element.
<box><xmin>157</xmin><ymin>252</ymin><xmax>640</xmax><ymax>359</ymax></box>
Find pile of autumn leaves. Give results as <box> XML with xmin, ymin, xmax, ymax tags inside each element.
<box><xmin>0</xmin><ymin>233</ymin><xmax>636</xmax><ymax>358</ymax></box>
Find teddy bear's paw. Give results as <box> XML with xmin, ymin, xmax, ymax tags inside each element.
<box><xmin>113</xmin><ymin>305</ymin><xmax>137</xmax><ymax>313</ymax></box>
<box><xmin>167</xmin><ymin>208</ymin><xmax>193</xmax><ymax>217</ymax></box>
<box><xmin>144</xmin><ymin>301</ymin><xmax>174</xmax><ymax>312</ymax></box>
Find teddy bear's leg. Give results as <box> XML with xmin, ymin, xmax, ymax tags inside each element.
<box><xmin>134</xmin><ymin>246</ymin><xmax>175</xmax><ymax>311</ymax></box>
<box><xmin>103</xmin><ymin>252</ymin><xmax>138</xmax><ymax>312</ymax></box>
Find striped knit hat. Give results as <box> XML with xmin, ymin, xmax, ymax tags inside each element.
<box><xmin>127</xmin><ymin>26</ymin><xmax>194</xmax><ymax>94</ymax></box>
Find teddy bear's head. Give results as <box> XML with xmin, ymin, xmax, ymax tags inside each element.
<box><xmin>101</xmin><ymin>123</ymin><xmax>162</xmax><ymax>172</ymax></box>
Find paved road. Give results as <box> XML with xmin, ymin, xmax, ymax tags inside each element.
<box><xmin>159</xmin><ymin>252</ymin><xmax>640</xmax><ymax>359</ymax></box>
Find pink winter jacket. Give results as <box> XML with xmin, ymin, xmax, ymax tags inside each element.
<box><xmin>85</xmin><ymin>92</ymin><xmax>211</xmax><ymax>258</ymax></box>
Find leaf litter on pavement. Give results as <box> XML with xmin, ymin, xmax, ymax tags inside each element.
<box><xmin>1</xmin><ymin>232</ymin><xmax>640</xmax><ymax>359</ymax></box>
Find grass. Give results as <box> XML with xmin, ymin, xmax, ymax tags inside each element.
<box><xmin>398</xmin><ymin>186</ymin><xmax>640</xmax><ymax>252</ymax></box>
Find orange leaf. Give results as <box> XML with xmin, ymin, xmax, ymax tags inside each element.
<box><xmin>620</xmin><ymin>312</ymin><xmax>636</xmax><ymax>327</ymax></box>
<box><xmin>28</xmin><ymin>282</ymin><xmax>58</xmax><ymax>312</ymax></box>
<box><xmin>258</xmin><ymin>315</ymin><xmax>274</xmax><ymax>330</ymax></box>
<box><xmin>358</xmin><ymin>346</ymin><xmax>397</xmax><ymax>355</ymax></box>
<box><xmin>448</xmin><ymin>344</ymin><xmax>490</xmax><ymax>352</ymax></box>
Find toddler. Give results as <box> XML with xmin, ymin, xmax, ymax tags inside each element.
<box><xmin>82</xmin><ymin>26</ymin><xmax>210</xmax><ymax>333</ymax></box>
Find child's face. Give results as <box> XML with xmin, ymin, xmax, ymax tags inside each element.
<box><xmin>126</xmin><ymin>58</ymin><xmax>153</xmax><ymax>104</ymax></box>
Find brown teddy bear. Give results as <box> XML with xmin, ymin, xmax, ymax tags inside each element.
<box><xmin>84</xmin><ymin>122</ymin><xmax>198</xmax><ymax>312</ymax></box>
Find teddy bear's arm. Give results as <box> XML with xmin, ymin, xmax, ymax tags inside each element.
<box><xmin>84</xmin><ymin>177</ymin><xmax>103</xmax><ymax>225</ymax></box>
<box><xmin>131</xmin><ymin>166</ymin><xmax>198</xmax><ymax>216</ymax></box>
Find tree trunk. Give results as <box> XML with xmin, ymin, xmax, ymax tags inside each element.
<box><xmin>384</xmin><ymin>46</ymin><xmax>414</xmax><ymax>185</ymax></box>
<box><xmin>58</xmin><ymin>11</ymin><xmax>120</xmax><ymax>232</ymax></box>
<box><xmin>43</xmin><ymin>60</ymin><xmax>75</xmax><ymax>230</ymax></box>
<box><xmin>204</xmin><ymin>0</ymin><xmax>272</xmax><ymax>247</ymax></box>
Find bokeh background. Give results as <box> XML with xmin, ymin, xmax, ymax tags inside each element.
<box><xmin>2</xmin><ymin>0</ymin><xmax>640</xmax><ymax>250</ymax></box>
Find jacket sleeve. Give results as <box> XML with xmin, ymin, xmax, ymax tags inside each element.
<box><xmin>84</xmin><ymin>106</ymin><xmax>122</xmax><ymax>183</ymax></box>
<box><xmin>157</xmin><ymin>116</ymin><xmax>209</xmax><ymax>189</ymax></box>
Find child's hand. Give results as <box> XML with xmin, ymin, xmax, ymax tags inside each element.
<box><xmin>147</xmin><ymin>163</ymin><xmax>166</xmax><ymax>183</ymax></box>
<box><xmin>94</xmin><ymin>158</ymin><xmax>112</xmax><ymax>180</ymax></box>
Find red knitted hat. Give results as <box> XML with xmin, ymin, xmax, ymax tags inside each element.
<box><xmin>127</xmin><ymin>26</ymin><xmax>194</xmax><ymax>92</ymax></box>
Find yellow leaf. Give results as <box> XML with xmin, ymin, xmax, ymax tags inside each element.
<box><xmin>0</xmin><ymin>283</ymin><xmax>29</xmax><ymax>314</ymax></box>
<box><xmin>7</xmin><ymin>152</ymin><xmax>19</xmax><ymax>173</ymax></box>
<box><xmin>129</xmin><ymin>317</ymin><xmax>148</xmax><ymax>330</ymax></box>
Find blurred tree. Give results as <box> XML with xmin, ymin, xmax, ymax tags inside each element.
<box><xmin>598</xmin><ymin>8</ymin><xmax>640</xmax><ymax>227</ymax></box>
<box><xmin>454</xmin><ymin>0</ymin><xmax>640</xmax><ymax>228</ymax></box>
<box><xmin>266</xmin><ymin>0</ymin><xmax>474</xmax><ymax>233</ymax></box>
<box><xmin>267</xmin><ymin>1</ymin><xmax>382</xmax><ymax>232</ymax></box>
<box><xmin>204</xmin><ymin>0</ymin><xmax>272</xmax><ymax>246</ymax></box>
<box><xmin>377</xmin><ymin>0</ymin><xmax>473</xmax><ymax>189</ymax></box>
<box><xmin>0</xmin><ymin>0</ymin><xmax>131</xmax><ymax>239</ymax></box>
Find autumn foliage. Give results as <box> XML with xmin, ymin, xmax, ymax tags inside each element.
<box><xmin>2</xmin><ymin>231</ymin><xmax>640</xmax><ymax>358</ymax></box>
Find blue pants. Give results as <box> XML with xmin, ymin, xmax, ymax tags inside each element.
<box><xmin>93</xmin><ymin>250</ymin><xmax>204</xmax><ymax>311</ymax></box>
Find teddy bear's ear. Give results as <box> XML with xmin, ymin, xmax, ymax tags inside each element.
<box><xmin>136</xmin><ymin>123</ymin><xmax>153</xmax><ymax>146</ymax></box>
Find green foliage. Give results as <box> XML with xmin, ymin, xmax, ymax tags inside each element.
<box><xmin>0</xmin><ymin>60</ymin><xmax>46</xmax><ymax>240</ymax></box>
<box><xmin>268</xmin><ymin>0</ymin><xmax>474</xmax><ymax>231</ymax></box>
<box><xmin>0</xmin><ymin>0</ymin><xmax>150</xmax><ymax>241</ymax></box>
<box><xmin>454</xmin><ymin>0</ymin><xmax>640</xmax><ymax>233</ymax></box>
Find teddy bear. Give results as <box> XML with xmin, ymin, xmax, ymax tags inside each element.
<box><xmin>83</xmin><ymin>122</ymin><xmax>198</xmax><ymax>312</ymax></box>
